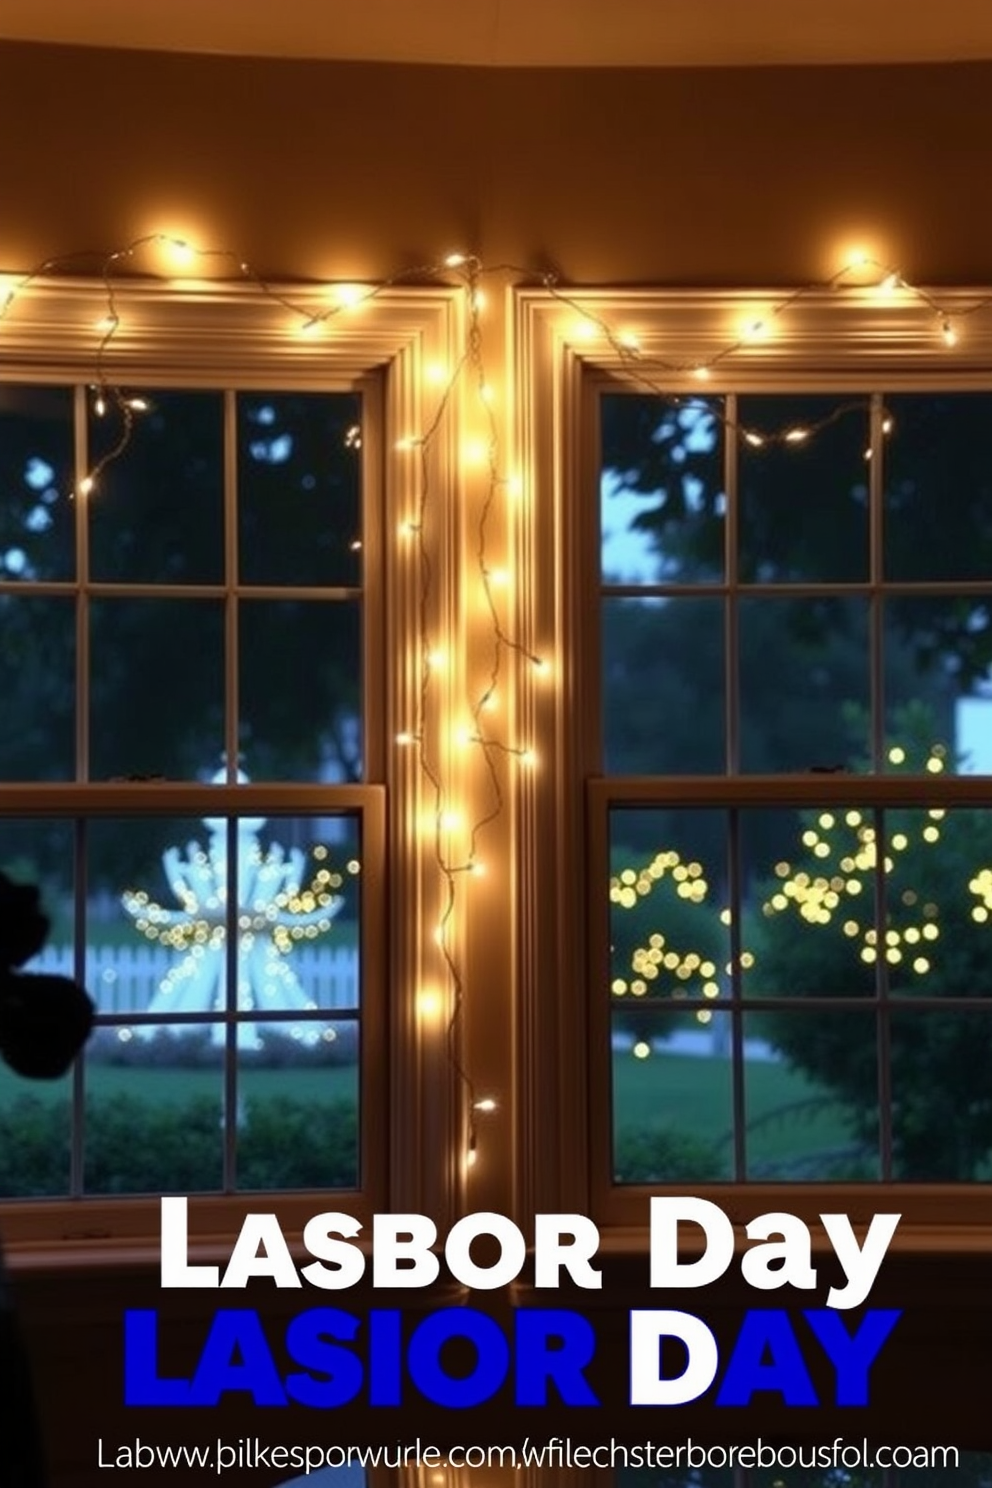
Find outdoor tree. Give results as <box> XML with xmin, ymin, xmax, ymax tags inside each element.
<box><xmin>751</xmin><ymin>726</ymin><xmax>992</xmax><ymax>1181</ymax></box>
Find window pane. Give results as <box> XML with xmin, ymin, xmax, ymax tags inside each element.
<box><xmin>238</xmin><ymin>1021</ymin><xmax>358</xmax><ymax>1190</ymax></box>
<box><xmin>89</xmin><ymin>598</ymin><xmax>225</xmax><ymax>779</ymax></box>
<box><xmin>890</xmin><ymin>1010</ymin><xmax>992</xmax><ymax>1180</ymax></box>
<box><xmin>884</xmin><ymin>392</ymin><xmax>992</xmax><ymax>582</ymax></box>
<box><xmin>0</xmin><ymin>383</ymin><xmax>75</xmax><ymax>581</ymax></box>
<box><xmin>84</xmin><ymin>1027</ymin><xmax>224</xmax><ymax>1194</ymax></box>
<box><xmin>610</xmin><ymin>807</ymin><xmax>729</xmax><ymax>1006</ymax></box>
<box><xmin>239</xmin><ymin>599</ymin><xmax>362</xmax><ymax>781</ymax></box>
<box><xmin>238</xmin><ymin>392</ymin><xmax>362</xmax><ymax>588</ymax></box>
<box><xmin>0</xmin><ymin>1077</ymin><xmax>71</xmax><ymax>1197</ymax></box>
<box><xmin>90</xmin><ymin>814</ymin><xmax>360</xmax><ymax>1022</ymax></box>
<box><xmin>601</xmin><ymin>393</ymin><xmax>725</xmax><ymax>583</ymax></box>
<box><xmin>743</xmin><ymin>1010</ymin><xmax>880</xmax><ymax>1180</ymax></box>
<box><xmin>88</xmin><ymin>389</ymin><xmax>225</xmax><ymax>585</ymax></box>
<box><xmin>742</xmin><ymin>805</ymin><xmax>878</xmax><ymax>999</ymax></box>
<box><xmin>738</xmin><ymin>394</ymin><xmax>870</xmax><ymax>583</ymax></box>
<box><xmin>739</xmin><ymin>595</ymin><xmax>870</xmax><ymax>772</ymax></box>
<box><xmin>0</xmin><ymin>595</ymin><xmax>75</xmax><ymax>779</ymax></box>
<box><xmin>884</xmin><ymin>596</ymin><xmax>991</xmax><ymax>773</ymax></box>
<box><xmin>612</xmin><ymin>1008</ymin><xmax>733</xmax><ymax>1183</ymax></box>
<box><xmin>603</xmin><ymin>596</ymin><xmax>725</xmax><ymax>773</ymax></box>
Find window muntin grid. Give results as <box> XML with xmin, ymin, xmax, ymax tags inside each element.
<box><xmin>596</xmin><ymin>388</ymin><xmax>992</xmax><ymax>1195</ymax></box>
<box><xmin>0</xmin><ymin>383</ymin><xmax>367</xmax><ymax>786</ymax></box>
<box><xmin>0</xmin><ymin>380</ymin><xmax>382</xmax><ymax>1206</ymax></box>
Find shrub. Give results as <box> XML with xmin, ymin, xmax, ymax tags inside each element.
<box><xmin>0</xmin><ymin>1089</ymin><xmax>357</xmax><ymax>1197</ymax></box>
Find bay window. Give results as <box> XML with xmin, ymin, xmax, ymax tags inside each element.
<box><xmin>513</xmin><ymin>286</ymin><xmax>992</xmax><ymax>1233</ymax></box>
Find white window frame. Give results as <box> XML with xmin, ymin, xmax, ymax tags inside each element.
<box><xmin>512</xmin><ymin>284</ymin><xmax>992</xmax><ymax>1242</ymax></box>
<box><xmin>0</xmin><ymin>275</ymin><xmax>469</xmax><ymax>1259</ymax></box>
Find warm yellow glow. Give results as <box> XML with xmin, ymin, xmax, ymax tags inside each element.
<box><xmin>439</xmin><ymin>809</ymin><xmax>463</xmax><ymax>831</ymax></box>
<box><xmin>160</xmin><ymin>235</ymin><xmax>197</xmax><ymax>270</ymax></box>
<box><xmin>474</xmin><ymin>1097</ymin><xmax>498</xmax><ymax>1113</ymax></box>
<box><xmin>504</xmin><ymin>474</ymin><xmax>524</xmax><ymax>498</ymax></box>
<box><xmin>444</xmin><ymin>252</ymin><xmax>467</xmax><ymax>268</ymax></box>
<box><xmin>888</xmin><ymin>745</ymin><xmax>906</xmax><ymax>764</ymax></box>
<box><xmin>487</xmin><ymin>566</ymin><xmax>510</xmax><ymax>588</ymax></box>
<box><xmin>332</xmin><ymin>282</ymin><xmax>368</xmax><ymax>308</ymax></box>
<box><xmin>426</xmin><ymin>646</ymin><xmax>446</xmax><ymax>671</ymax></box>
<box><xmin>94</xmin><ymin>314</ymin><xmax>119</xmax><ymax>333</ymax></box>
<box><xmin>425</xmin><ymin>360</ymin><xmax>448</xmax><ymax>385</ymax></box>
<box><xmin>618</xmin><ymin>330</ymin><xmax>641</xmax><ymax>351</ymax></box>
<box><xmin>784</xmin><ymin>427</ymin><xmax>809</xmax><ymax>444</ymax></box>
<box><xmin>297</xmin><ymin>317</ymin><xmax>323</xmax><ymax>339</ymax></box>
<box><xmin>462</xmin><ymin>436</ymin><xmax>490</xmax><ymax>466</ymax></box>
<box><xmin>572</xmin><ymin>317</ymin><xmax>599</xmax><ymax>342</ymax></box>
<box><xmin>471</xmin><ymin>289</ymin><xmax>487</xmax><ymax>312</ymax></box>
<box><xmin>416</xmin><ymin>987</ymin><xmax>445</xmax><ymax>1022</ymax></box>
<box><xmin>743</xmin><ymin>431</ymin><xmax>765</xmax><ymax>449</ymax></box>
<box><xmin>941</xmin><ymin>319</ymin><xmax>958</xmax><ymax>347</ymax></box>
<box><xmin>632</xmin><ymin>1041</ymin><xmax>651</xmax><ymax>1060</ymax></box>
<box><xmin>741</xmin><ymin>316</ymin><xmax>769</xmax><ymax>342</ymax></box>
<box><xmin>693</xmin><ymin>365</ymin><xmax>712</xmax><ymax>381</ymax></box>
<box><xmin>78</xmin><ymin>476</ymin><xmax>95</xmax><ymax>497</ymax></box>
<box><xmin>395</xmin><ymin>731</ymin><xmax>417</xmax><ymax>746</ymax></box>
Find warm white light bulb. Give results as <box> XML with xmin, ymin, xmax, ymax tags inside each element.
<box><xmin>333</xmin><ymin>282</ymin><xmax>367</xmax><ymax>308</ymax></box>
<box><xmin>165</xmin><ymin>238</ymin><xmax>196</xmax><ymax>268</ymax></box>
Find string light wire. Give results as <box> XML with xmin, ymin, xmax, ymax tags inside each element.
<box><xmin>3</xmin><ymin>234</ymin><xmax>985</xmax><ymax>1171</ymax></box>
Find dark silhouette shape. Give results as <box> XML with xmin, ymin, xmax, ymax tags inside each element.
<box><xmin>0</xmin><ymin>869</ymin><xmax>95</xmax><ymax>1488</ymax></box>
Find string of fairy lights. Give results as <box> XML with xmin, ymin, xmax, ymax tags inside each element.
<box><xmin>2</xmin><ymin>232</ymin><xmax>988</xmax><ymax>1175</ymax></box>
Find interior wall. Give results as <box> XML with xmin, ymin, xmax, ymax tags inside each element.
<box><xmin>2</xmin><ymin>42</ymin><xmax>992</xmax><ymax>285</ymax></box>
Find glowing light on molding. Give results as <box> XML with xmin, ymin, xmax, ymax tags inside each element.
<box><xmin>6</xmin><ymin>228</ymin><xmax>990</xmax><ymax>1187</ymax></box>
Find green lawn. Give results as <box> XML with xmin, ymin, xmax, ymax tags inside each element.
<box><xmin>0</xmin><ymin>1060</ymin><xmax>357</xmax><ymax>1110</ymax></box>
<box><xmin>613</xmin><ymin>1050</ymin><xmax>872</xmax><ymax>1179</ymax></box>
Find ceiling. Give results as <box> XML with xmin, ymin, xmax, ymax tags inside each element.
<box><xmin>3</xmin><ymin>0</ymin><xmax>992</xmax><ymax>68</ymax></box>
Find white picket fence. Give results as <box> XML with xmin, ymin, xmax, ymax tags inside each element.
<box><xmin>29</xmin><ymin>943</ymin><xmax>360</xmax><ymax>1015</ymax></box>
